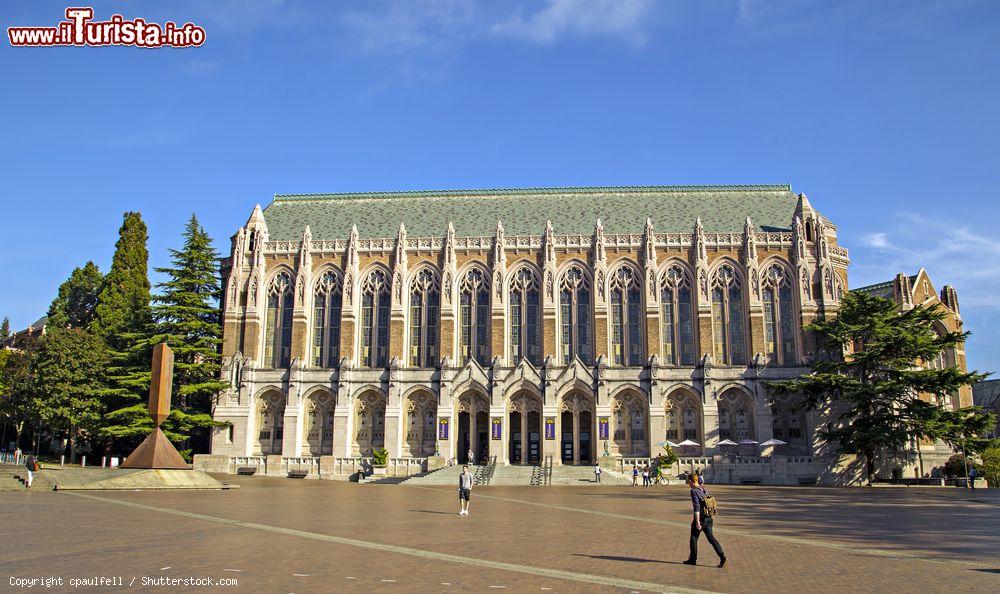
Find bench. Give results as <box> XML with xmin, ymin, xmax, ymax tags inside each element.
<box><xmin>236</xmin><ymin>467</ymin><xmax>257</xmax><ymax>476</ymax></box>
<box><xmin>287</xmin><ymin>470</ymin><xmax>309</xmax><ymax>479</ymax></box>
<box><xmin>740</xmin><ymin>477</ymin><xmax>762</xmax><ymax>485</ymax></box>
<box><xmin>797</xmin><ymin>476</ymin><xmax>818</xmax><ymax>486</ymax></box>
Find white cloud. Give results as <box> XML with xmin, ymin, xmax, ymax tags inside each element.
<box><xmin>851</xmin><ymin>214</ymin><xmax>1000</xmax><ymax>309</ymax></box>
<box><xmin>340</xmin><ymin>0</ymin><xmax>658</xmax><ymax>55</ymax></box>
<box><xmin>491</xmin><ymin>0</ymin><xmax>656</xmax><ymax>45</ymax></box>
<box><xmin>863</xmin><ymin>232</ymin><xmax>891</xmax><ymax>249</ymax></box>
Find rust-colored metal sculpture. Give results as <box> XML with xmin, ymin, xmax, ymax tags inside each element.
<box><xmin>120</xmin><ymin>343</ymin><xmax>189</xmax><ymax>469</ymax></box>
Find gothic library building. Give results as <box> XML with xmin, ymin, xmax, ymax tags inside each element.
<box><xmin>204</xmin><ymin>185</ymin><xmax>969</xmax><ymax>482</ymax></box>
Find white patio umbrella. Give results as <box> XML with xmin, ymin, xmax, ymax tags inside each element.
<box><xmin>759</xmin><ymin>438</ymin><xmax>787</xmax><ymax>447</ymax></box>
<box><xmin>716</xmin><ymin>439</ymin><xmax>738</xmax><ymax>446</ymax></box>
<box><xmin>677</xmin><ymin>439</ymin><xmax>701</xmax><ymax>447</ymax></box>
<box><xmin>655</xmin><ymin>440</ymin><xmax>680</xmax><ymax>448</ymax></box>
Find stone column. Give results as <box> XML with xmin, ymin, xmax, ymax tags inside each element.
<box><xmin>494</xmin><ymin>406</ymin><xmax>509</xmax><ymax>465</ymax></box>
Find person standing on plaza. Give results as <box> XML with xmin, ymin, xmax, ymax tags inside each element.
<box><xmin>969</xmin><ymin>467</ymin><xmax>978</xmax><ymax>489</ymax></box>
<box><xmin>24</xmin><ymin>454</ymin><xmax>37</xmax><ymax>489</ymax></box>
<box><xmin>594</xmin><ymin>462</ymin><xmax>602</xmax><ymax>483</ymax></box>
<box><xmin>467</xmin><ymin>448</ymin><xmax>476</xmax><ymax>466</ymax></box>
<box><xmin>642</xmin><ymin>464</ymin><xmax>650</xmax><ymax>487</ymax></box>
<box><xmin>458</xmin><ymin>465</ymin><xmax>473</xmax><ymax>515</ymax></box>
<box><xmin>684</xmin><ymin>474</ymin><xmax>726</xmax><ymax>567</ymax></box>
<box><xmin>632</xmin><ymin>465</ymin><xmax>639</xmax><ymax>486</ymax></box>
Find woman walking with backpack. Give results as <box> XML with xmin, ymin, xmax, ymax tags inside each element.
<box><xmin>683</xmin><ymin>473</ymin><xmax>726</xmax><ymax>567</ymax></box>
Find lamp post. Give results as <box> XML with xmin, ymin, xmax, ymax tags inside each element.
<box><xmin>962</xmin><ymin>433</ymin><xmax>970</xmax><ymax>489</ymax></box>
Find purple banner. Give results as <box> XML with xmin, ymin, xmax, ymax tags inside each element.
<box><xmin>491</xmin><ymin>417</ymin><xmax>502</xmax><ymax>440</ymax></box>
<box><xmin>544</xmin><ymin>417</ymin><xmax>556</xmax><ymax>440</ymax></box>
<box><xmin>599</xmin><ymin>417</ymin><xmax>610</xmax><ymax>440</ymax></box>
<box><xmin>437</xmin><ymin>418</ymin><xmax>449</xmax><ymax>440</ymax></box>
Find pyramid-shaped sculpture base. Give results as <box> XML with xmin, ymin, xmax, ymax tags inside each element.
<box><xmin>120</xmin><ymin>428</ymin><xmax>189</xmax><ymax>469</ymax></box>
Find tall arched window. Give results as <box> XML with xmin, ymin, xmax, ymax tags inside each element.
<box><xmin>762</xmin><ymin>264</ymin><xmax>797</xmax><ymax>365</ymax></box>
<box><xmin>610</xmin><ymin>266</ymin><xmax>643</xmax><ymax>366</ymax></box>
<box><xmin>711</xmin><ymin>264</ymin><xmax>747</xmax><ymax>366</ymax></box>
<box><xmin>459</xmin><ymin>268</ymin><xmax>490</xmax><ymax>365</ymax></box>
<box><xmin>559</xmin><ymin>265</ymin><xmax>592</xmax><ymax>364</ymax></box>
<box><xmin>312</xmin><ymin>270</ymin><xmax>343</xmax><ymax>368</ymax></box>
<box><xmin>360</xmin><ymin>269</ymin><xmax>390</xmax><ymax>368</ymax></box>
<box><xmin>409</xmin><ymin>268</ymin><xmax>440</xmax><ymax>368</ymax></box>
<box><xmin>509</xmin><ymin>267</ymin><xmax>541</xmax><ymax>365</ymax></box>
<box><xmin>264</xmin><ymin>271</ymin><xmax>293</xmax><ymax>368</ymax></box>
<box><xmin>660</xmin><ymin>264</ymin><xmax>695</xmax><ymax>366</ymax></box>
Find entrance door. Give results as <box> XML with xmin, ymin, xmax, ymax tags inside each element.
<box><xmin>561</xmin><ymin>411</ymin><xmax>573</xmax><ymax>463</ymax></box>
<box><xmin>510</xmin><ymin>412</ymin><xmax>522</xmax><ymax>463</ymax></box>
<box><xmin>527</xmin><ymin>411</ymin><xmax>541</xmax><ymax>464</ymax></box>
<box><xmin>580</xmin><ymin>411</ymin><xmax>592</xmax><ymax>462</ymax></box>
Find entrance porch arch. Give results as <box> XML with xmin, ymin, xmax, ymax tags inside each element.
<box><xmin>610</xmin><ymin>389</ymin><xmax>650</xmax><ymax>457</ymax></box>
<box><xmin>254</xmin><ymin>390</ymin><xmax>285</xmax><ymax>455</ymax></box>
<box><xmin>304</xmin><ymin>389</ymin><xmax>335</xmax><ymax>456</ymax></box>
<box><xmin>403</xmin><ymin>390</ymin><xmax>437</xmax><ymax>457</ymax></box>
<box><xmin>559</xmin><ymin>391</ymin><xmax>596</xmax><ymax>465</ymax></box>
<box><xmin>456</xmin><ymin>390</ymin><xmax>490</xmax><ymax>464</ymax></box>
<box><xmin>664</xmin><ymin>387</ymin><xmax>702</xmax><ymax>455</ymax></box>
<box><xmin>353</xmin><ymin>390</ymin><xmax>386</xmax><ymax>456</ymax></box>
<box><xmin>508</xmin><ymin>391</ymin><xmax>544</xmax><ymax>465</ymax></box>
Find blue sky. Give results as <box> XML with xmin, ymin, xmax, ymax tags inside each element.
<box><xmin>2</xmin><ymin>0</ymin><xmax>998</xmax><ymax>373</ymax></box>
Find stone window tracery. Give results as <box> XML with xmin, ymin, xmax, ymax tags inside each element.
<box><xmin>361</xmin><ymin>269</ymin><xmax>391</xmax><ymax>368</ymax></box>
<box><xmin>660</xmin><ymin>264</ymin><xmax>695</xmax><ymax>366</ymax></box>
<box><xmin>761</xmin><ymin>264</ymin><xmax>798</xmax><ymax>365</ymax></box>
<box><xmin>559</xmin><ymin>265</ymin><xmax>593</xmax><ymax>364</ymax></box>
<box><xmin>264</xmin><ymin>271</ymin><xmax>293</xmax><ymax>368</ymax></box>
<box><xmin>609</xmin><ymin>266</ymin><xmax>643</xmax><ymax>366</ymax></box>
<box><xmin>312</xmin><ymin>270</ymin><xmax>343</xmax><ymax>368</ymax></box>
<box><xmin>459</xmin><ymin>268</ymin><xmax>490</xmax><ymax>365</ymax></box>
<box><xmin>509</xmin><ymin>267</ymin><xmax>541</xmax><ymax>365</ymax></box>
<box><xmin>409</xmin><ymin>268</ymin><xmax>440</xmax><ymax>368</ymax></box>
<box><xmin>711</xmin><ymin>264</ymin><xmax>747</xmax><ymax>366</ymax></box>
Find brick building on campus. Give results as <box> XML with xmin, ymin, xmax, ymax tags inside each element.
<box><xmin>197</xmin><ymin>185</ymin><xmax>972</xmax><ymax>483</ymax></box>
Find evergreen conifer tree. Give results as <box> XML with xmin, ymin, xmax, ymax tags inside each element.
<box><xmin>147</xmin><ymin>214</ymin><xmax>226</xmax><ymax>451</ymax></box>
<box><xmin>93</xmin><ymin>212</ymin><xmax>155</xmax><ymax>450</ymax></box>
<box><xmin>769</xmin><ymin>291</ymin><xmax>992</xmax><ymax>483</ymax></box>
<box><xmin>47</xmin><ymin>262</ymin><xmax>103</xmax><ymax>329</ymax></box>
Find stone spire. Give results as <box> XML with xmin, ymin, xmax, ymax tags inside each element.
<box><xmin>693</xmin><ymin>218</ymin><xmax>709</xmax><ymax>303</ymax></box>
<box><xmin>492</xmin><ymin>220</ymin><xmax>507</xmax><ymax>270</ymax></box>
<box><xmin>593</xmin><ymin>218</ymin><xmax>606</xmax><ymax>265</ymax></box>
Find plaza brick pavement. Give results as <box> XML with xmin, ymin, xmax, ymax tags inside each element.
<box><xmin>2</xmin><ymin>477</ymin><xmax>998</xmax><ymax>593</ymax></box>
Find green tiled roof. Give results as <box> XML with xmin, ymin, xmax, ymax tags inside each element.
<box><xmin>261</xmin><ymin>184</ymin><xmax>801</xmax><ymax>240</ymax></box>
<box><xmin>852</xmin><ymin>274</ymin><xmax>917</xmax><ymax>300</ymax></box>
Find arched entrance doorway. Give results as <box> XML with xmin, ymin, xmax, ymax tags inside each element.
<box><xmin>403</xmin><ymin>391</ymin><xmax>437</xmax><ymax>457</ymax></box>
<box><xmin>559</xmin><ymin>392</ymin><xmax>595</xmax><ymax>464</ymax></box>
<box><xmin>509</xmin><ymin>391</ymin><xmax>543</xmax><ymax>464</ymax></box>
<box><xmin>255</xmin><ymin>391</ymin><xmax>285</xmax><ymax>455</ymax></box>
<box><xmin>611</xmin><ymin>390</ymin><xmax>650</xmax><ymax>457</ymax></box>
<box><xmin>353</xmin><ymin>390</ymin><xmax>386</xmax><ymax>456</ymax></box>
<box><xmin>456</xmin><ymin>391</ymin><xmax>489</xmax><ymax>464</ymax></box>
